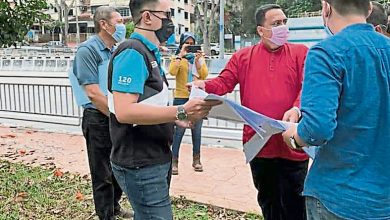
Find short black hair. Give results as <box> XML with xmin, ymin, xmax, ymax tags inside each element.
<box><xmin>255</xmin><ymin>4</ymin><xmax>282</xmax><ymax>26</ymax></box>
<box><xmin>386</xmin><ymin>3</ymin><xmax>390</xmax><ymax>34</ymax></box>
<box><xmin>367</xmin><ymin>1</ymin><xmax>387</xmax><ymax>26</ymax></box>
<box><xmin>325</xmin><ymin>0</ymin><xmax>371</xmax><ymax>17</ymax></box>
<box><xmin>129</xmin><ymin>0</ymin><xmax>159</xmax><ymax>24</ymax></box>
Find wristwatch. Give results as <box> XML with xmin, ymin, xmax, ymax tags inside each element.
<box><xmin>176</xmin><ymin>105</ymin><xmax>188</xmax><ymax>120</ymax></box>
<box><xmin>289</xmin><ymin>135</ymin><xmax>303</xmax><ymax>149</ymax></box>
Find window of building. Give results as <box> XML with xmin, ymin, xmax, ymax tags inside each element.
<box><xmin>178</xmin><ymin>24</ymin><xmax>184</xmax><ymax>35</ymax></box>
<box><xmin>184</xmin><ymin>0</ymin><xmax>188</xmax><ymax>4</ymax></box>
<box><xmin>171</xmin><ymin>8</ymin><xmax>175</xmax><ymax>17</ymax></box>
<box><xmin>185</xmin><ymin>27</ymin><xmax>189</xmax><ymax>32</ymax></box>
<box><xmin>184</xmin><ymin>12</ymin><xmax>188</xmax><ymax>19</ymax></box>
<box><xmin>91</xmin><ymin>6</ymin><xmax>100</xmax><ymax>14</ymax></box>
<box><xmin>118</xmin><ymin>8</ymin><xmax>130</xmax><ymax>17</ymax></box>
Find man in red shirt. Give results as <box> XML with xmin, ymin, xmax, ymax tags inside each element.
<box><xmin>193</xmin><ymin>4</ymin><xmax>309</xmax><ymax>220</ymax></box>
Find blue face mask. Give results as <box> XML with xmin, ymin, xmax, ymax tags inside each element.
<box><xmin>112</xmin><ymin>24</ymin><xmax>126</xmax><ymax>43</ymax></box>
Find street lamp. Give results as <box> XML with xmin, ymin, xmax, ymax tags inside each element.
<box><xmin>75</xmin><ymin>0</ymin><xmax>80</xmax><ymax>44</ymax></box>
<box><xmin>219</xmin><ymin>0</ymin><xmax>225</xmax><ymax>59</ymax></box>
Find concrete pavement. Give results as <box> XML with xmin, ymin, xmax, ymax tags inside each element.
<box><xmin>0</xmin><ymin>125</ymin><xmax>260</xmax><ymax>214</ymax></box>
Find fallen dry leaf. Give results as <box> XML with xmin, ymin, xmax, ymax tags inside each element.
<box><xmin>14</xmin><ymin>192</ymin><xmax>28</xmax><ymax>202</ymax></box>
<box><xmin>75</xmin><ymin>191</ymin><xmax>84</xmax><ymax>201</ymax></box>
<box><xmin>1</xmin><ymin>134</ymin><xmax>16</xmax><ymax>138</ymax></box>
<box><xmin>18</xmin><ymin>149</ymin><xmax>26</xmax><ymax>156</ymax></box>
<box><xmin>53</xmin><ymin>169</ymin><xmax>64</xmax><ymax>177</ymax></box>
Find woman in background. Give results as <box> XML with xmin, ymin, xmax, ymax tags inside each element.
<box><xmin>169</xmin><ymin>32</ymin><xmax>208</xmax><ymax>175</ymax></box>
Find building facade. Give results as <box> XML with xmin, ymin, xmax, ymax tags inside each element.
<box><xmin>171</xmin><ymin>0</ymin><xmax>195</xmax><ymax>38</ymax></box>
<box><xmin>38</xmin><ymin>0</ymin><xmax>195</xmax><ymax>44</ymax></box>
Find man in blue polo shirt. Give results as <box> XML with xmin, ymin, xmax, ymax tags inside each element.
<box><xmin>283</xmin><ymin>0</ymin><xmax>390</xmax><ymax>219</ymax></box>
<box><xmin>69</xmin><ymin>6</ymin><xmax>132</xmax><ymax>220</ymax></box>
<box><xmin>367</xmin><ymin>1</ymin><xmax>388</xmax><ymax>36</ymax></box>
<box><xmin>107</xmin><ymin>0</ymin><xmax>221</xmax><ymax>219</ymax></box>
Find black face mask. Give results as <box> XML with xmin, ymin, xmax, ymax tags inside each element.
<box><xmin>136</xmin><ymin>12</ymin><xmax>175</xmax><ymax>43</ymax></box>
<box><xmin>155</xmin><ymin>18</ymin><xmax>175</xmax><ymax>43</ymax></box>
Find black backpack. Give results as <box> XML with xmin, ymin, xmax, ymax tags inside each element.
<box><xmin>107</xmin><ymin>38</ymin><xmax>169</xmax><ymax>103</ymax></box>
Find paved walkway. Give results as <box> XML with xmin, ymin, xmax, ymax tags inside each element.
<box><xmin>0</xmin><ymin>125</ymin><xmax>260</xmax><ymax>214</ymax></box>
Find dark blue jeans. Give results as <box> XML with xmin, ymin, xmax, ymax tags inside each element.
<box><xmin>172</xmin><ymin>98</ymin><xmax>203</xmax><ymax>158</ymax></box>
<box><xmin>82</xmin><ymin>108</ymin><xmax>123</xmax><ymax>220</ymax></box>
<box><xmin>306</xmin><ymin>197</ymin><xmax>343</xmax><ymax>220</ymax></box>
<box><xmin>250</xmin><ymin>157</ymin><xmax>308</xmax><ymax>220</ymax></box>
<box><xmin>111</xmin><ymin>162</ymin><xmax>173</xmax><ymax>220</ymax></box>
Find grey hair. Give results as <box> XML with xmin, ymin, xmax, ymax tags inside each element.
<box><xmin>93</xmin><ymin>6</ymin><xmax>118</xmax><ymax>33</ymax></box>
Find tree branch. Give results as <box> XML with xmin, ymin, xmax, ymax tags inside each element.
<box><xmin>69</xmin><ymin>0</ymin><xmax>75</xmax><ymax>9</ymax></box>
<box><xmin>208</xmin><ymin>0</ymin><xmax>219</xmax><ymax>36</ymax></box>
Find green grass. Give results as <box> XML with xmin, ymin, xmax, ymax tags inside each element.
<box><xmin>0</xmin><ymin>160</ymin><xmax>263</xmax><ymax>220</ymax></box>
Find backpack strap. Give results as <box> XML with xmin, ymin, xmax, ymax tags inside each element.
<box><xmin>108</xmin><ymin>38</ymin><xmax>168</xmax><ymax>94</ymax></box>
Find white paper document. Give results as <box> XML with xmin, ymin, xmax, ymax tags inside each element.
<box><xmin>190</xmin><ymin>87</ymin><xmax>316</xmax><ymax>162</ymax></box>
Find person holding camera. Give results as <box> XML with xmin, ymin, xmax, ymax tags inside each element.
<box><xmin>169</xmin><ymin>32</ymin><xmax>208</xmax><ymax>175</ymax></box>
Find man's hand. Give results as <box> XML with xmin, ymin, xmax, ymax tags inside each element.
<box><xmin>175</xmin><ymin>120</ymin><xmax>193</xmax><ymax>128</ymax></box>
<box><xmin>186</xmin><ymin>80</ymin><xmax>206</xmax><ymax>92</ymax></box>
<box><xmin>84</xmin><ymin>84</ymin><xmax>109</xmax><ymax>116</ymax></box>
<box><xmin>282</xmin><ymin>124</ymin><xmax>306</xmax><ymax>150</ymax></box>
<box><xmin>282</xmin><ymin>123</ymin><xmax>298</xmax><ymax>149</ymax></box>
<box><xmin>183</xmin><ymin>98</ymin><xmax>222</xmax><ymax>121</ymax></box>
<box><xmin>282</xmin><ymin>107</ymin><xmax>300</xmax><ymax>123</ymax></box>
<box><xmin>159</xmin><ymin>45</ymin><xmax>169</xmax><ymax>52</ymax></box>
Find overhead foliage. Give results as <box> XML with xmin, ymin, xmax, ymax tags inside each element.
<box><xmin>0</xmin><ymin>0</ymin><xmax>50</xmax><ymax>48</ymax></box>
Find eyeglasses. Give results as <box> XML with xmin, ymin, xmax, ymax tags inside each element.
<box><xmin>140</xmin><ymin>10</ymin><xmax>172</xmax><ymax>20</ymax></box>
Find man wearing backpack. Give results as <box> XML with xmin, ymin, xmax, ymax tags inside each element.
<box><xmin>107</xmin><ymin>0</ymin><xmax>221</xmax><ymax>219</ymax></box>
<box><xmin>69</xmin><ymin>6</ymin><xmax>132</xmax><ymax>220</ymax></box>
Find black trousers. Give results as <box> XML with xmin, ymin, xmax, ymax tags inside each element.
<box><xmin>82</xmin><ymin>108</ymin><xmax>123</xmax><ymax>220</ymax></box>
<box><xmin>250</xmin><ymin>157</ymin><xmax>308</xmax><ymax>220</ymax></box>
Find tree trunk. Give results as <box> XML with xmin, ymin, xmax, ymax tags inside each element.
<box><xmin>63</xmin><ymin>5</ymin><xmax>69</xmax><ymax>45</ymax></box>
<box><xmin>202</xmin><ymin>1</ymin><xmax>211</xmax><ymax>55</ymax></box>
<box><xmin>208</xmin><ymin>0</ymin><xmax>219</xmax><ymax>44</ymax></box>
<box><xmin>54</xmin><ymin>0</ymin><xmax>75</xmax><ymax>45</ymax></box>
<box><xmin>62</xmin><ymin>0</ymin><xmax>75</xmax><ymax>45</ymax></box>
<box><xmin>59</xmin><ymin>8</ymin><xmax>64</xmax><ymax>44</ymax></box>
<box><xmin>195</xmin><ymin>0</ymin><xmax>220</xmax><ymax>55</ymax></box>
<box><xmin>203</xmin><ymin>31</ymin><xmax>210</xmax><ymax>55</ymax></box>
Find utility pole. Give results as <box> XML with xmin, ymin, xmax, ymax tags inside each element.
<box><xmin>219</xmin><ymin>0</ymin><xmax>225</xmax><ymax>59</ymax></box>
<box><xmin>75</xmin><ymin>0</ymin><xmax>80</xmax><ymax>44</ymax></box>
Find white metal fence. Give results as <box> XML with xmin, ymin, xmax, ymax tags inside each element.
<box><xmin>0</xmin><ymin>56</ymin><xmax>243</xmax><ymax>148</ymax></box>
